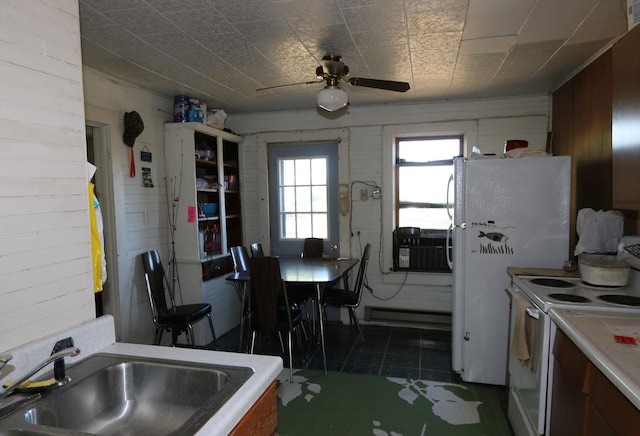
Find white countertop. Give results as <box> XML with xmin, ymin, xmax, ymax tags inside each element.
<box><xmin>550</xmin><ymin>308</ymin><xmax>640</xmax><ymax>409</ymax></box>
<box><xmin>105</xmin><ymin>343</ymin><xmax>283</xmax><ymax>435</ymax></box>
<box><xmin>0</xmin><ymin>315</ymin><xmax>283</xmax><ymax>435</ymax></box>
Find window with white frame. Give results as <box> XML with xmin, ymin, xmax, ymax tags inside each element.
<box><xmin>278</xmin><ymin>157</ymin><xmax>328</xmax><ymax>239</ymax></box>
<box><xmin>395</xmin><ymin>136</ymin><xmax>462</xmax><ymax>230</ymax></box>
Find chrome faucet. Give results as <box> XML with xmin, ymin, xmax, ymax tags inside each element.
<box><xmin>0</xmin><ymin>354</ymin><xmax>12</xmax><ymax>371</ymax></box>
<box><xmin>0</xmin><ymin>337</ymin><xmax>80</xmax><ymax>401</ymax></box>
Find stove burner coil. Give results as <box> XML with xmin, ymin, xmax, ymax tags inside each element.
<box><xmin>530</xmin><ymin>278</ymin><xmax>576</xmax><ymax>288</ymax></box>
<box><xmin>548</xmin><ymin>293</ymin><xmax>591</xmax><ymax>303</ymax></box>
<box><xmin>597</xmin><ymin>295</ymin><xmax>640</xmax><ymax>307</ymax></box>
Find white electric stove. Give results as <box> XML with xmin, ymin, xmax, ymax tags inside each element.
<box><xmin>512</xmin><ymin>274</ymin><xmax>640</xmax><ymax>314</ymax></box>
<box><xmin>507</xmin><ymin>267</ymin><xmax>640</xmax><ymax>436</ymax></box>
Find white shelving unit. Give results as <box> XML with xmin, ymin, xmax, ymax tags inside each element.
<box><xmin>164</xmin><ymin>122</ymin><xmax>243</xmax><ymax>342</ymax></box>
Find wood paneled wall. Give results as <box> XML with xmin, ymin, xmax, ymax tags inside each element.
<box><xmin>552</xmin><ymin>52</ymin><xmax>613</xmax><ymax>256</ymax></box>
<box><xmin>553</xmin><ymin>25</ymin><xmax>640</xmax><ymax>252</ymax></box>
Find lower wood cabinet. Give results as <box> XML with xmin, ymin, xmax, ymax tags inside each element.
<box><xmin>589</xmin><ymin>367</ymin><xmax>640</xmax><ymax>436</ymax></box>
<box><xmin>229</xmin><ymin>381</ymin><xmax>277</xmax><ymax>436</ymax></box>
<box><xmin>550</xmin><ymin>329</ymin><xmax>591</xmax><ymax>436</ymax></box>
<box><xmin>551</xmin><ymin>329</ymin><xmax>640</xmax><ymax>436</ymax></box>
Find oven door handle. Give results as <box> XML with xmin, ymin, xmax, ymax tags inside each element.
<box><xmin>526</xmin><ymin>307</ymin><xmax>540</xmax><ymax>320</ymax></box>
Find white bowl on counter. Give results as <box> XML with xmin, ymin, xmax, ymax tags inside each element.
<box><xmin>578</xmin><ymin>253</ymin><xmax>630</xmax><ymax>287</ymax></box>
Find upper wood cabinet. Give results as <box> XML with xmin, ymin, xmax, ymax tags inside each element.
<box><xmin>612</xmin><ymin>25</ymin><xmax>640</xmax><ymax>211</ymax></box>
<box><xmin>552</xmin><ymin>51</ymin><xmax>613</xmax><ymax>254</ymax></box>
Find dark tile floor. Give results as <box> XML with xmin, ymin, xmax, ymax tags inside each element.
<box><xmin>216</xmin><ymin>321</ymin><xmax>459</xmax><ymax>382</ymax></box>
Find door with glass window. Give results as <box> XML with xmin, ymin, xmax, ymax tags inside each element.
<box><xmin>268</xmin><ymin>143</ymin><xmax>339</xmax><ymax>257</ymax></box>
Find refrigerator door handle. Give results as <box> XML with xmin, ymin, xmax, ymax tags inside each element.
<box><xmin>446</xmin><ymin>222</ymin><xmax>466</xmax><ymax>269</ymax></box>
<box><xmin>446</xmin><ymin>223</ymin><xmax>453</xmax><ymax>269</ymax></box>
<box><xmin>446</xmin><ymin>174</ymin><xmax>454</xmax><ymax>220</ymax></box>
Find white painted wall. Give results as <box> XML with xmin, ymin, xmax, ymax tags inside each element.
<box><xmin>83</xmin><ymin>68</ymin><xmax>242</xmax><ymax>344</ymax></box>
<box><xmin>82</xmin><ymin>67</ymin><xmax>175</xmax><ymax>344</ymax></box>
<box><xmin>0</xmin><ymin>0</ymin><xmax>94</xmax><ymax>350</ymax></box>
<box><xmin>227</xmin><ymin>95</ymin><xmax>551</xmax><ymax>320</ymax></box>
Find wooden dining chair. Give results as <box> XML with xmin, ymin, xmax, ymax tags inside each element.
<box><xmin>322</xmin><ymin>243</ymin><xmax>371</xmax><ymax>340</ymax></box>
<box><xmin>249</xmin><ymin>256</ymin><xmax>303</xmax><ymax>381</ymax></box>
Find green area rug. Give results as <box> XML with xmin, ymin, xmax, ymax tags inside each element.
<box><xmin>276</xmin><ymin>369</ymin><xmax>511</xmax><ymax>436</ymax></box>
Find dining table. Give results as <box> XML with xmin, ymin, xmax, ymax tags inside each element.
<box><xmin>226</xmin><ymin>256</ymin><xmax>359</xmax><ymax>373</ymax></box>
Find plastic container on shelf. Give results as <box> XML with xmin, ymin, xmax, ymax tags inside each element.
<box><xmin>174</xmin><ymin>95</ymin><xmax>189</xmax><ymax>123</ymax></box>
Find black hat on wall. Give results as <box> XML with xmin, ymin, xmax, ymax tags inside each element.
<box><xmin>123</xmin><ymin>111</ymin><xmax>144</xmax><ymax>147</ymax></box>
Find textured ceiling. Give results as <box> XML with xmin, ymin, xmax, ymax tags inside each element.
<box><xmin>79</xmin><ymin>0</ymin><xmax>628</xmax><ymax>114</ymax></box>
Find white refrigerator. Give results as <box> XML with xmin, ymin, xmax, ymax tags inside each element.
<box><xmin>449</xmin><ymin>156</ymin><xmax>571</xmax><ymax>385</ymax></box>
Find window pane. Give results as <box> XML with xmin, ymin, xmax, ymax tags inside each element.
<box><xmin>312</xmin><ymin>214</ymin><xmax>328</xmax><ymax>238</ymax></box>
<box><xmin>311</xmin><ymin>158</ymin><xmax>327</xmax><ymax>184</ymax></box>
<box><xmin>282</xmin><ymin>186</ymin><xmax>296</xmax><ymax>212</ymax></box>
<box><xmin>295</xmin><ymin>159</ymin><xmax>311</xmax><ymax>185</ymax></box>
<box><xmin>399</xmin><ymin>207</ymin><xmax>451</xmax><ymax>229</ymax></box>
<box><xmin>311</xmin><ymin>186</ymin><xmax>327</xmax><ymax>212</ymax></box>
<box><xmin>296</xmin><ymin>186</ymin><xmax>311</xmax><ymax>212</ymax></box>
<box><xmin>297</xmin><ymin>213</ymin><xmax>312</xmax><ymax>238</ymax></box>
<box><xmin>398</xmin><ymin>166</ymin><xmax>452</xmax><ymax>203</ymax></box>
<box><xmin>280</xmin><ymin>160</ymin><xmax>295</xmax><ymax>185</ymax></box>
<box><xmin>398</xmin><ymin>139</ymin><xmax>460</xmax><ymax>162</ymax></box>
<box><xmin>283</xmin><ymin>213</ymin><xmax>297</xmax><ymax>238</ymax></box>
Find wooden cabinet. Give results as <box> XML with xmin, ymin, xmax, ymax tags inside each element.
<box><xmin>552</xmin><ymin>50</ymin><xmax>613</xmax><ymax>255</ymax></box>
<box><xmin>550</xmin><ymin>329</ymin><xmax>592</xmax><ymax>436</ymax></box>
<box><xmin>551</xmin><ymin>329</ymin><xmax>640</xmax><ymax>436</ymax></box>
<box><xmin>588</xmin><ymin>366</ymin><xmax>640</xmax><ymax>436</ymax></box>
<box><xmin>612</xmin><ymin>25</ymin><xmax>640</xmax><ymax>211</ymax></box>
<box><xmin>229</xmin><ymin>382</ymin><xmax>277</xmax><ymax>436</ymax></box>
<box><xmin>165</xmin><ymin>122</ymin><xmax>243</xmax><ymax>280</ymax></box>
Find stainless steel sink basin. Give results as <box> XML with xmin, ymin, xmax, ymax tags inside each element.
<box><xmin>0</xmin><ymin>353</ymin><xmax>253</xmax><ymax>435</ymax></box>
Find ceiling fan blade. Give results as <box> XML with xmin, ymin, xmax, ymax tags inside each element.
<box><xmin>348</xmin><ymin>77</ymin><xmax>410</xmax><ymax>92</ymax></box>
<box><xmin>256</xmin><ymin>79</ymin><xmax>323</xmax><ymax>92</ymax></box>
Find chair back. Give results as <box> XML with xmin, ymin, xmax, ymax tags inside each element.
<box><xmin>140</xmin><ymin>250</ymin><xmax>174</xmax><ymax>317</ymax></box>
<box><xmin>249</xmin><ymin>256</ymin><xmax>284</xmax><ymax>333</ymax></box>
<box><xmin>352</xmin><ymin>243</ymin><xmax>372</xmax><ymax>305</ymax></box>
<box><xmin>251</xmin><ymin>242</ymin><xmax>265</xmax><ymax>257</ymax></box>
<box><xmin>302</xmin><ymin>238</ymin><xmax>324</xmax><ymax>258</ymax></box>
<box><xmin>231</xmin><ymin>246</ymin><xmax>251</xmax><ymax>272</ymax></box>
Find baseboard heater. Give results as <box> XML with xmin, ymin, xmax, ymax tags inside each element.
<box><xmin>364</xmin><ymin>306</ymin><xmax>451</xmax><ymax>329</ymax></box>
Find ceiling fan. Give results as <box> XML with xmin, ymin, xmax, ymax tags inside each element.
<box><xmin>257</xmin><ymin>54</ymin><xmax>410</xmax><ymax>112</ymax></box>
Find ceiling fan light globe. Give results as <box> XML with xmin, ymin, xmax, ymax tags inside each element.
<box><xmin>317</xmin><ymin>86</ymin><xmax>348</xmax><ymax>112</ymax></box>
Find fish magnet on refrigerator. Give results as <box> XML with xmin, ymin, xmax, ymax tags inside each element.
<box><xmin>123</xmin><ymin>111</ymin><xmax>144</xmax><ymax>178</ymax></box>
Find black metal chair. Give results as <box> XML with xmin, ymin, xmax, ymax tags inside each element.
<box><xmin>249</xmin><ymin>256</ymin><xmax>304</xmax><ymax>381</ymax></box>
<box><xmin>141</xmin><ymin>250</ymin><xmax>217</xmax><ymax>349</ymax></box>
<box><xmin>302</xmin><ymin>237</ymin><xmax>324</xmax><ymax>258</ymax></box>
<box><xmin>287</xmin><ymin>238</ymin><xmax>325</xmax><ymax>328</ymax></box>
<box><xmin>230</xmin><ymin>245</ymin><xmax>252</xmax><ymax>350</ymax></box>
<box><xmin>250</xmin><ymin>242</ymin><xmax>264</xmax><ymax>257</ymax></box>
<box><xmin>231</xmin><ymin>246</ymin><xmax>251</xmax><ymax>273</ymax></box>
<box><xmin>322</xmin><ymin>243</ymin><xmax>372</xmax><ymax>340</ymax></box>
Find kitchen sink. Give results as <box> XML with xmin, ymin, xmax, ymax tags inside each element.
<box><xmin>0</xmin><ymin>353</ymin><xmax>253</xmax><ymax>435</ymax></box>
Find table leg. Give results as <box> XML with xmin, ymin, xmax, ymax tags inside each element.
<box><xmin>235</xmin><ymin>281</ymin><xmax>248</xmax><ymax>352</ymax></box>
<box><xmin>316</xmin><ymin>283</ymin><xmax>327</xmax><ymax>374</ymax></box>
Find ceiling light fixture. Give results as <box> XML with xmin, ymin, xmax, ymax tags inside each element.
<box><xmin>317</xmin><ymin>85</ymin><xmax>348</xmax><ymax>112</ymax></box>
